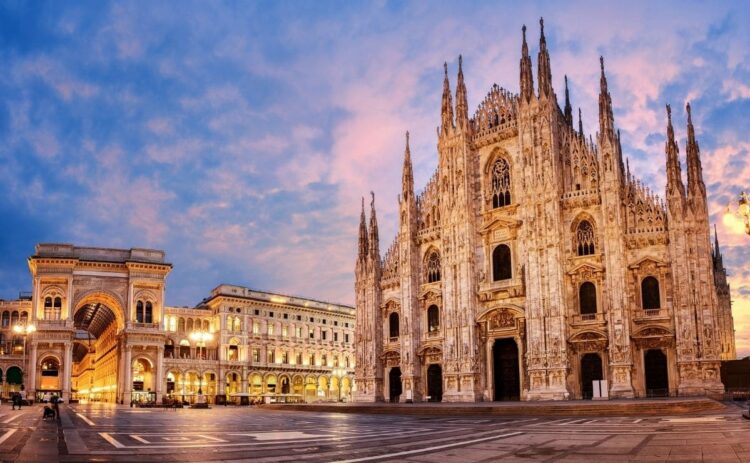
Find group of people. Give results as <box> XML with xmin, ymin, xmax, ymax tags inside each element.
<box><xmin>4</xmin><ymin>392</ymin><xmax>59</xmax><ymax>420</ymax></box>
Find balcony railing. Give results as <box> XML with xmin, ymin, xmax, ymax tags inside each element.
<box><xmin>128</xmin><ymin>322</ymin><xmax>161</xmax><ymax>330</ymax></box>
<box><xmin>572</xmin><ymin>313</ymin><xmax>606</xmax><ymax>325</ymax></box>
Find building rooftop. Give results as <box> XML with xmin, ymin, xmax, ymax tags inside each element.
<box><xmin>32</xmin><ymin>243</ymin><xmax>169</xmax><ymax>265</ymax></box>
<box><xmin>205</xmin><ymin>284</ymin><xmax>355</xmax><ymax>316</ymax></box>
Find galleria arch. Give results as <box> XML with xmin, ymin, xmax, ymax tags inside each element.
<box><xmin>27</xmin><ymin>244</ymin><xmax>171</xmax><ymax>403</ymax></box>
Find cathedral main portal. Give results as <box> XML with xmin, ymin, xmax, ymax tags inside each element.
<box><xmin>492</xmin><ymin>339</ymin><xmax>520</xmax><ymax>401</ymax></box>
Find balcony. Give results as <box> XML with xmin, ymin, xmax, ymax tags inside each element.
<box><xmin>128</xmin><ymin>322</ymin><xmax>161</xmax><ymax>330</ymax></box>
<box><xmin>634</xmin><ymin>308</ymin><xmax>670</xmax><ymax>323</ymax></box>
<box><xmin>571</xmin><ymin>312</ymin><xmax>606</xmax><ymax>326</ymax></box>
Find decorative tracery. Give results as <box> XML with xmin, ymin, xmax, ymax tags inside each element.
<box><xmin>426</xmin><ymin>251</ymin><xmax>441</xmax><ymax>283</ymax></box>
<box><xmin>491</xmin><ymin>158</ymin><xmax>511</xmax><ymax>208</ymax></box>
<box><xmin>575</xmin><ymin>220</ymin><xmax>596</xmax><ymax>256</ymax></box>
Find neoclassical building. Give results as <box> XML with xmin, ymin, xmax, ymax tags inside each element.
<box><xmin>0</xmin><ymin>243</ymin><xmax>355</xmax><ymax>404</ymax></box>
<box><xmin>354</xmin><ymin>20</ymin><xmax>735</xmax><ymax>403</ymax></box>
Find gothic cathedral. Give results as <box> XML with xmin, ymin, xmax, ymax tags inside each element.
<box><xmin>354</xmin><ymin>20</ymin><xmax>735</xmax><ymax>402</ymax></box>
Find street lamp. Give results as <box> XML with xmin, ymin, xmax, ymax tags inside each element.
<box><xmin>13</xmin><ymin>323</ymin><xmax>36</xmax><ymax>397</ymax></box>
<box><xmin>724</xmin><ymin>191</ymin><xmax>750</xmax><ymax>235</ymax></box>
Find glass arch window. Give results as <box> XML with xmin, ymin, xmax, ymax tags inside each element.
<box><xmin>389</xmin><ymin>312</ymin><xmax>399</xmax><ymax>338</ymax></box>
<box><xmin>427</xmin><ymin>305</ymin><xmax>440</xmax><ymax>333</ymax></box>
<box><xmin>575</xmin><ymin>220</ymin><xmax>596</xmax><ymax>256</ymax></box>
<box><xmin>426</xmin><ymin>252</ymin><xmax>441</xmax><ymax>283</ymax></box>
<box><xmin>491</xmin><ymin>158</ymin><xmax>512</xmax><ymax>208</ymax></box>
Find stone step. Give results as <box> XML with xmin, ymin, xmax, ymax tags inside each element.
<box><xmin>261</xmin><ymin>398</ymin><xmax>726</xmax><ymax>417</ymax></box>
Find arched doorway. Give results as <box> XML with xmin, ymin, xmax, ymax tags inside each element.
<box><xmin>644</xmin><ymin>349</ymin><xmax>668</xmax><ymax>397</ymax></box>
<box><xmin>388</xmin><ymin>367</ymin><xmax>402</xmax><ymax>403</ymax></box>
<box><xmin>72</xmin><ymin>300</ymin><xmax>122</xmax><ymax>403</ymax></box>
<box><xmin>131</xmin><ymin>358</ymin><xmax>155</xmax><ymax>403</ymax></box>
<box><xmin>492</xmin><ymin>338</ymin><xmax>520</xmax><ymax>401</ymax></box>
<box><xmin>6</xmin><ymin>366</ymin><xmax>23</xmax><ymax>396</ymax></box>
<box><xmin>426</xmin><ymin>364</ymin><xmax>442</xmax><ymax>402</ymax></box>
<box><xmin>580</xmin><ymin>353</ymin><xmax>603</xmax><ymax>399</ymax></box>
<box><xmin>39</xmin><ymin>357</ymin><xmax>61</xmax><ymax>394</ymax></box>
<box><xmin>280</xmin><ymin>376</ymin><xmax>290</xmax><ymax>394</ymax></box>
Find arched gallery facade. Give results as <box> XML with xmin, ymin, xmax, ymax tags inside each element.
<box><xmin>0</xmin><ymin>244</ymin><xmax>355</xmax><ymax>404</ymax></box>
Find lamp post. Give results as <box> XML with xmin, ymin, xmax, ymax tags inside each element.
<box><xmin>13</xmin><ymin>323</ymin><xmax>36</xmax><ymax>398</ymax></box>
<box><xmin>724</xmin><ymin>191</ymin><xmax>750</xmax><ymax>235</ymax></box>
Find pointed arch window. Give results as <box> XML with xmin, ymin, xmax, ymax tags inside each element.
<box><xmin>641</xmin><ymin>276</ymin><xmax>661</xmax><ymax>310</ymax></box>
<box><xmin>427</xmin><ymin>305</ymin><xmax>440</xmax><ymax>333</ymax></box>
<box><xmin>491</xmin><ymin>158</ymin><xmax>512</xmax><ymax>208</ymax></box>
<box><xmin>426</xmin><ymin>251</ymin><xmax>441</xmax><ymax>283</ymax></box>
<box><xmin>389</xmin><ymin>312</ymin><xmax>399</xmax><ymax>339</ymax></box>
<box><xmin>492</xmin><ymin>244</ymin><xmax>512</xmax><ymax>281</ymax></box>
<box><xmin>575</xmin><ymin>220</ymin><xmax>596</xmax><ymax>256</ymax></box>
<box><xmin>579</xmin><ymin>282</ymin><xmax>597</xmax><ymax>315</ymax></box>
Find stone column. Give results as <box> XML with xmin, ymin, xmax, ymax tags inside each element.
<box><xmin>123</xmin><ymin>345</ymin><xmax>132</xmax><ymax>404</ymax></box>
<box><xmin>27</xmin><ymin>342</ymin><xmax>38</xmax><ymax>400</ymax></box>
<box><xmin>62</xmin><ymin>342</ymin><xmax>72</xmax><ymax>402</ymax></box>
<box><xmin>156</xmin><ymin>346</ymin><xmax>164</xmax><ymax>402</ymax></box>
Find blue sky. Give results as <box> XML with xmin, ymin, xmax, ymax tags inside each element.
<box><xmin>1</xmin><ymin>1</ymin><xmax>749</xmax><ymax>355</ymax></box>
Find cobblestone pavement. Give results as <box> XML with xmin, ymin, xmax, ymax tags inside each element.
<box><xmin>4</xmin><ymin>401</ymin><xmax>750</xmax><ymax>462</ymax></box>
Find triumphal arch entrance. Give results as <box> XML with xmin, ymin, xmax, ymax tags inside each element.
<box><xmin>27</xmin><ymin>244</ymin><xmax>171</xmax><ymax>403</ymax></box>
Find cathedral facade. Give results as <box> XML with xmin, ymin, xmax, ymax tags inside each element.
<box><xmin>354</xmin><ymin>20</ymin><xmax>736</xmax><ymax>403</ymax></box>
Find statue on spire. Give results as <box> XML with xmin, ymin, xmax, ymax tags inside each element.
<box><xmin>455</xmin><ymin>55</ymin><xmax>469</xmax><ymax>131</ymax></box>
<box><xmin>440</xmin><ymin>62</ymin><xmax>454</xmax><ymax>136</ymax></box>
<box><xmin>519</xmin><ymin>24</ymin><xmax>534</xmax><ymax>103</ymax></box>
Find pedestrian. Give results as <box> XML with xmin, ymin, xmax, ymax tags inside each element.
<box><xmin>11</xmin><ymin>393</ymin><xmax>16</xmax><ymax>411</ymax></box>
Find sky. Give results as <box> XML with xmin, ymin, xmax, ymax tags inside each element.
<box><xmin>0</xmin><ymin>1</ymin><xmax>749</xmax><ymax>356</ymax></box>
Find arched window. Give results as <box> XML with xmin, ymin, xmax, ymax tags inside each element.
<box><xmin>492</xmin><ymin>244</ymin><xmax>512</xmax><ymax>281</ymax></box>
<box><xmin>186</xmin><ymin>318</ymin><xmax>194</xmax><ymax>332</ymax></box>
<box><xmin>491</xmin><ymin>158</ymin><xmax>512</xmax><ymax>208</ymax></box>
<box><xmin>426</xmin><ymin>252</ymin><xmax>441</xmax><ymax>283</ymax></box>
<box><xmin>20</xmin><ymin>311</ymin><xmax>28</xmax><ymax>324</ymax></box>
<box><xmin>203</xmin><ymin>320</ymin><xmax>209</xmax><ymax>331</ymax></box>
<box><xmin>44</xmin><ymin>297</ymin><xmax>53</xmax><ymax>320</ymax></box>
<box><xmin>427</xmin><ymin>305</ymin><xmax>440</xmax><ymax>333</ymax></box>
<box><xmin>1</xmin><ymin>311</ymin><xmax>9</xmax><ymax>328</ymax></box>
<box><xmin>136</xmin><ymin>301</ymin><xmax>144</xmax><ymax>323</ymax></box>
<box><xmin>389</xmin><ymin>312</ymin><xmax>399</xmax><ymax>339</ymax></box>
<box><xmin>178</xmin><ymin>317</ymin><xmax>186</xmax><ymax>332</ymax></box>
<box><xmin>53</xmin><ymin>297</ymin><xmax>61</xmax><ymax>319</ymax></box>
<box><xmin>575</xmin><ymin>220</ymin><xmax>596</xmax><ymax>256</ymax></box>
<box><xmin>579</xmin><ymin>282</ymin><xmax>597</xmax><ymax>315</ymax></box>
<box><xmin>10</xmin><ymin>311</ymin><xmax>19</xmax><ymax>325</ymax></box>
<box><xmin>145</xmin><ymin>302</ymin><xmax>153</xmax><ymax>324</ymax></box>
<box><xmin>641</xmin><ymin>277</ymin><xmax>661</xmax><ymax>310</ymax></box>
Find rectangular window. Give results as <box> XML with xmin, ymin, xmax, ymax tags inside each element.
<box><xmin>345</xmin><ymin>323</ymin><xmax>349</xmax><ymax>328</ymax></box>
<box><xmin>267</xmin><ymin>350</ymin><xmax>275</xmax><ymax>363</ymax></box>
<box><xmin>334</xmin><ymin>332</ymin><xmax>338</xmax><ymax>342</ymax></box>
<box><xmin>345</xmin><ymin>334</ymin><xmax>349</xmax><ymax>343</ymax></box>
<box><xmin>296</xmin><ymin>353</ymin><xmax>302</xmax><ymax>365</ymax></box>
<box><xmin>269</xmin><ymin>312</ymin><xmax>274</xmax><ymax>318</ymax></box>
<box><xmin>281</xmin><ymin>352</ymin><xmax>288</xmax><ymax>364</ymax></box>
<box><xmin>322</xmin><ymin>319</ymin><xmax>326</xmax><ymax>324</ymax></box>
<box><xmin>254</xmin><ymin>309</ymin><xmax>260</xmax><ymax>316</ymax></box>
<box><xmin>322</xmin><ymin>331</ymin><xmax>327</xmax><ymax>340</ymax></box>
<box><xmin>297</xmin><ymin>315</ymin><xmax>302</xmax><ymax>321</ymax></box>
<box><xmin>268</xmin><ymin>324</ymin><xmax>274</xmax><ymax>336</ymax></box>
<box><xmin>283</xmin><ymin>313</ymin><xmax>288</xmax><ymax>319</ymax></box>
<box><xmin>296</xmin><ymin>327</ymin><xmax>302</xmax><ymax>338</ymax></box>
<box><xmin>252</xmin><ymin>322</ymin><xmax>260</xmax><ymax>334</ymax></box>
<box><xmin>252</xmin><ymin>348</ymin><xmax>260</xmax><ymax>363</ymax></box>
<box><xmin>309</xmin><ymin>332</ymin><xmax>314</xmax><ymax>339</ymax></box>
<box><xmin>334</xmin><ymin>321</ymin><xmax>338</xmax><ymax>326</ymax></box>
<box><xmin>309</xmin><ymin>354</ymin><xmax>315</xmax><ymax>365</ymax></box>
<box><xmin>310</xmin><ymin>317</ymin><xmax>314</xmax><ymax>323</ymax></box>
<box><xmin>282</xmin><ymin>325</ymin><xmax>288</xmax><ymax>337</ymax></box>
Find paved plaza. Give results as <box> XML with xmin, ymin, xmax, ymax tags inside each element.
<box><xmin>0</xmin><ymin>401</ymin><xmax>747</xmax><ymax>462</ymax></box>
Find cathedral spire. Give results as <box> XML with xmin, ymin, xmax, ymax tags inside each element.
<box><xmin>358</xmin><ymin>197</ymin><xmax>369</xmax><ymax>261</ymax></box>
<box><xmin>537</xmin><ymin>18</ymin><xmax>553</xmax><ymax>98</ymax></box>
<box><xmin>578</xmin><ymin>108</ymin><xmax>584</xmax><ymax>138</ymax></box>
<box><xmin>519</xmin><ymin>24</ymin><xmax>534</xmax><ymax>103</ymax></box>
<box><xmin>598</xmin><ymin>56</ymin><xmax>615</xmax><ymax>140</ymax></box>
<box><xmin>402</xmin><ymin>131</ymin><xmax>414</xmax><ymax>199</ymax></box>
<box><xmin>564</xmin><ymin>75</ymin><xmax>573</xmax><ymax>127</ymax></box>
<box><xmin>440</xmin><ymin>62</ymin><xmax>454</xmax><ymax>136</ymax></box>
<box><xmin>685</xmin><ymin>102</ymin><xmax>706</xmax><ymax>202</ymax></box>
<box><xmin>665</xmin><ymin>104</ymin><xmax>686</xmax><ymax>206</ymax></box>
<box><xmin>368</xmin><ymin>192</ymin><xmax>380</xmax><ymax>263</ymax></box>
<box><xmin>455</xmin><ymin>55</ymin><xmax>469</xmax><ymax>131</ymax></box>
